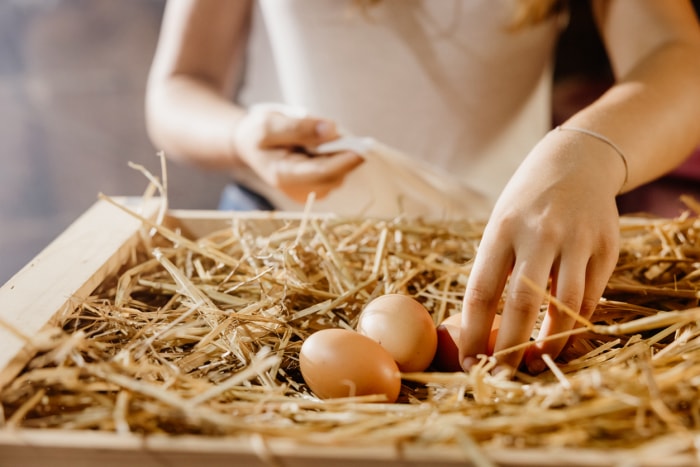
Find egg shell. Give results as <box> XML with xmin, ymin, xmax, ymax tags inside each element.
<box><xmin>357</xmin><ymin>294</ymin><xmax>437</xmax><ymax>372</ymax></box>
<box><xmin>432</xmin><ymin>313</ymin><xmax>501</xmax><ymax>372</ymax></box>
<box><xmin>299</xmin><ymin>328</ymin><xmax>401</xmax><ymax>402</ymax></box>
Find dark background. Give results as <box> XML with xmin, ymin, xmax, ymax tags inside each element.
<box><xmin>1</xmin><ymin>0</ymin><xmax>699</xmax><ymax>285</ymax></box>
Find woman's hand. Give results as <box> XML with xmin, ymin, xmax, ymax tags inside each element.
<box><xmin>459</xmin><ymin>0</ymin><xmax>700</xmax><ymax>377</ymax></box>
<box><xmin>233</xmin><ymin>108</ymin><xmax>365</xmax><ymax>203</ymax></box>
<box><xmin>459</xmin><ymin>129</ymin><xmax>624</xmax><ymax>375</ymax></box>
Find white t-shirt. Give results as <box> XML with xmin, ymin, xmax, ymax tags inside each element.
<box><xmin>236</xmin><ymin>0</ymin><xmax>564</xmax><ymax>219</ymax></box>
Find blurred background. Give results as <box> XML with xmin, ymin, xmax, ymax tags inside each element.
<box><xmin>0</xmin><ymin>0</ymin><xmax>230</xmax><ymax>284</ymax></box>
<box><xmin>1</xmin><ymin>0</ymin><xmax>699</xmax><ymax>285</ymax></box>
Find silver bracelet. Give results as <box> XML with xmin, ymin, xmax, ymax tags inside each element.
<box><xmin>555</xmin><ymin>125</ymin><xmax>629</xmax><ymax>190</ymax></box>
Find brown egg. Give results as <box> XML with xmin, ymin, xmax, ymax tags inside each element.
<box><xmin>356</xmin><ymin>294</ymin><xmax>437</xmax><ymax>372</ymax></box>
<box><xmin>432</xmin><ymin>313</ymin><xmax>501</xmax><ymax>372</ymax></box>
<box><xmin>299</xmin><ymin>328</ymin><xmax>401</xmax><ymax>402</ymax></box>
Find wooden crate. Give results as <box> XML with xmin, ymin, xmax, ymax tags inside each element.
<box><xmin>0</xmin><ymin>198</ymin><xmax>695</xmax><ymax>467</ymax></box>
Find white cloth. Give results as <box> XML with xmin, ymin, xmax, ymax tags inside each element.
<box><xmin>236</xmin><ymin>0</ymin><xmax>564</xmax><ymax>219</ymax></box>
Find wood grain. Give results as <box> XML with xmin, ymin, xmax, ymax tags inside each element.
<box><xmin>0</xmin><ymin>197</ymin><xmax>162</xmax><ymax>389</ymax></box>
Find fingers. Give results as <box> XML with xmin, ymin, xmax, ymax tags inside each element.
<box><xmin>459</xmin><ymin>227</ymin><xmax>513</xmax><ymax>369</ymax></box>
<box><xmin>234</xmin><ymin>108</ymin><xmax>365</xmax><ymax>203</ymax></box>
<box><xmin>463</xmin><ymin>227</ymin><xmax>619</xmax><ymax>377</ymax></box>
<box><xmin>461</xmin><ymin>212</ymin><xmax>561</xmax><ymax>375</ymax></box>
<box><xmin>489</xmin><ymin>247</ymin><xmax>556</xmax><ymax>373</ymax></box>
<box><xmin>272</xmin><ymin>149</ymin><xmax>365</xmax><ymax>202</ymax></box>
<box><xmin>256</xmin><ymin>111</ymin><xmax>366</xmax><ymax>202</ymax></box>
<box><xmin>261</xmin><ymin>112</ymin><xmax>339</xmax><ymax>148</ymax></box>
<box><xmin>523</xmin><ymin>252</ymin><xmax>588</xmax><ymax>374</ymax></box>
<box><xmin>525</xmin><ymin>239</ymin><xmax>618</xmax><ymax>373</ymax></box>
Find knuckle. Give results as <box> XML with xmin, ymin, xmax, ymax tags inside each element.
<box><xmin>553</xmin><ymin>290</ymin><xmax>582</xmax><ymax>316</ymax></box>
<box><xmin>579</xmin><ymin>296</ymin><xmax>600</xmax><ymax>318</ymax></box>
<box><xmin>486</xmin><ymin>211</ymin><xmax>519</xmax><ymax>237</ymax></box>
<box><xmin>506</xmin><ymin>287</ymin><xmax>545</xmax><ymax>316</ymax></box>
<box><xmin>597</xmin><ymin>234</ymin><xmax>619</xmax><ymax>260</ymax></box>
<box><xmin>297</xmin><ymin>118</ymin><xmax>318</xmax><ymax>137</ymax></box>
<box><xmin>463</xmin><ymin>284</ymin><xmax>498</xmax><ymax>310</ymax></box>
<box><xmin>263</xmin><ymin>112</ymin><xmax>296</xmax><ymax>140</ymax></box>
<box><xmin>535</xmin><ymin>221</ymin><xmax>566</xmax><ymax>245</ymax></box>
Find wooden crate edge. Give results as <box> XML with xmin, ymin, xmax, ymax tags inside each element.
<box><xmin>0</xmin><ymin>196</ymin><xmax>162</xmax><ymax>389</ymax></box>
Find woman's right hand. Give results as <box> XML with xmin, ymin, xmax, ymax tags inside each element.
<box><xmin>233</xmin><ymin>108</ymin><xmax>365</xmax><ymax>203</ymax></box>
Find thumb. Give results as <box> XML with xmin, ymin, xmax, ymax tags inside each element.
<box><xmin>261</xmin><ymin>112</ymin><xmax>339</xmax><ymax>148</ymax></box>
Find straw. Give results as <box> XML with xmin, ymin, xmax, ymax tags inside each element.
<box><xmin>3</xmin><ymin>187</ymin><xmax>700</xmax><ymax>457</ymax></box>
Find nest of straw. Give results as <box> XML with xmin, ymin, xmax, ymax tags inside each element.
<box><xmin>3</xmin><ymin>193</ymin><xmax>700</xmax><ymax>460</ymax></box>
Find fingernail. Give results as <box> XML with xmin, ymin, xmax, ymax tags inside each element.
<box><xmin>527</xmin><ymin>359</ymin><xmax>546</xmax><ymax>374</ymax></box>
<box><xmin>461</xmin><ymin>357</ymin><xmax>478</xmax><ymax>372</ymax></box>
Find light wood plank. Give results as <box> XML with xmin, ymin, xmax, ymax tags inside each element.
<box><xmin>0</xmin><ymin>197</ymin><xmax>162</xmax><ymax>389</ymax></box>
<box><xmin>0</xmin><ymin>428</ymin><xmax>691</xmax><ymax>467</ymax></box>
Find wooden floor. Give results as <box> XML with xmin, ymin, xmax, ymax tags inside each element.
<box><xmin>0</xmin><ymin>0</ymin><xmax>229</xmax><ymax>284</ymax></box>
<box><xmin>1</xmin><ymin>1</ymin><xmax>699</xmax><ymax>285</ymax></box>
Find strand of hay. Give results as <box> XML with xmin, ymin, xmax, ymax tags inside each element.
<box><xmin>3</xmin><ymin>193</ymin><xmax>700</xmax><ymax>458</ymax></box>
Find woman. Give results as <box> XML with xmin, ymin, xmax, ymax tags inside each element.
<box><xmin>145</xmin><ymin>0</ymin><xmax>700</xmax><ymax>375</ymax></box>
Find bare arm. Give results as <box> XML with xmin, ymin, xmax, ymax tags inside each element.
<box><xmin>575</xmin><ymin>0</ymin><xmax>700</xmax><ymax>191</ymax></box>
<box><xmin>145</xmin><ymin>0</ymin><xmax>363</xmax><ymax>201</ymax></box>
<box><xmin>460</xmin><ymin>0</ymin><xmax>700</xmax><ymax>375</ymax></box>
<box><xmin>145</xmin><ymin>0</ymin><xmax>252</xmax><ymax>169</ymax></box>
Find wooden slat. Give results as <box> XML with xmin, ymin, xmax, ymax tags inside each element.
<box><xmin>0</xmin><ymin>197</ymin><xmax>162</xmax><ymax>389</ymax></box>
<box><xmin>0</xmin><ymin>428</ymin><xmax>692</xmax><ymax>467</ymax></box>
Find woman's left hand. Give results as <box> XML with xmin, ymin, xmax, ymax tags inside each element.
<box><xmin>459</xmin><ymin>128</ymin><xmax>625</xmax><ymax>375</ymax></box>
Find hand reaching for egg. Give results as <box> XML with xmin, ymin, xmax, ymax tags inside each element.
<box><xmin>299</xmin><ymin>294</ymin><xmax>501</xmax><ymax>402</ymax></box>
<box><xmin>432</xmin><ymin>313</ymin><xmax>501</xmax><ymax>372</ymax></box>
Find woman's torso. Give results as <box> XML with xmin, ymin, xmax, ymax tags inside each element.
<box><xmin>236</xmin><ymin>0</ymin><xmax>563</xmax><ymax>218</ymax></box>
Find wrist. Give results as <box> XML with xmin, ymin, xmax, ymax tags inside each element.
<box><xmin>544</xmin><ymin>125</ymin><xmax>629</xmax><ymax>196</ymax></box>
<box><xmin>554</xmin><ymin>126</ymin><xmax>629</xmax><ymax>193</ymax></box>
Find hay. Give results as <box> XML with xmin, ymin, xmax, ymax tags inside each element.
<box><xmin>3</xmin><ymin>191</ymin><xmax>700</xmax><ymax>461</ymax></box>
